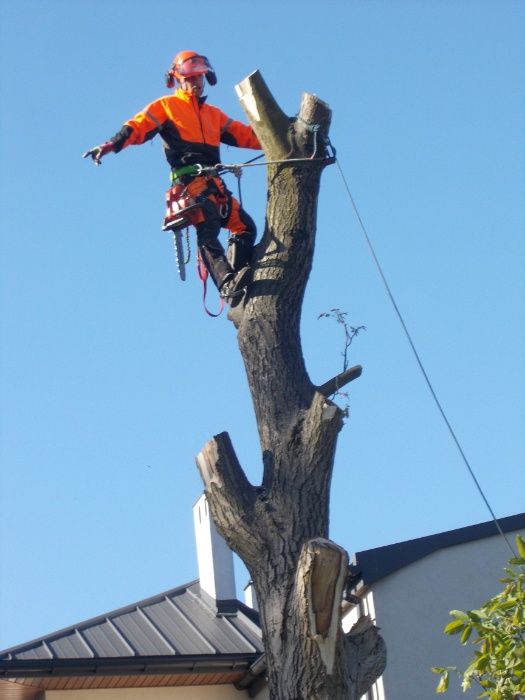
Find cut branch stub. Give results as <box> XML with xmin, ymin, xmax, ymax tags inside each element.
<box><xmin>235</xmin><ymin>70</ymin><xmax>291</xmax><ymax>160</ymax></box>
<box><xmin>236</xmin><ymin>71</ymin><xmax>332</xmax><ymax>164</ymax></box>
<box><xmin>296</xmin><ymin>538</ymin><xmax>349</xmax><ymax>675</ymax></box>
<box><xmin>294</xmin><ymin>92</ymin><xmax>332</xmax><ymax>161</ymax></box>
<box><xmin>317</xmin><ymin>365</ymin><xmax>363</xmax><ymax>398</ymax></box>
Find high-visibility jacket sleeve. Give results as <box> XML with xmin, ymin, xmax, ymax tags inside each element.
<box><xmin>109</xmin><ymin>99</ymin><xmax>167</xmax><ymax>152</ymax></box>
<box><xmin>219</xmin><ymin>113</ymin><xmax>261</xmax><ymax>150</ymax></box>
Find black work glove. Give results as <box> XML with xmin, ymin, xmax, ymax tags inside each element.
<box><xmin>82</xmin><ymin>141</ymin><xmax>114</xmax><ymax>165</ymax></box>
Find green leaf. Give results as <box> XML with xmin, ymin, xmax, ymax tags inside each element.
<box><xmin>460</xmin><ymin>624</ymin><xmax>473</xmax><ymax>644</ymax></box>
<box><xmin>516</xmin><ymin>534</ymin><xmax>525</xmax><ymax>558</ymax></box>
<box><xmin>513</xmin><ymin>605</ymin><xmax>523</xmax><ymax>625</ymax></box>
<box><xmin>461</xmin><ymin>674</ymin><xmax>472</xmax><ymax>692</ymax></box>
<box><xmin>436</xmin><ymin>670</ymin><xmax>449</xmax><ymax>694</ymax></box>
<box><xmin>477</xmin><ymin>654</ymin><xmax>490</xmax><ymax>673</ymax></box>
<box><xmin>449</xmin><ymin>609</ymin><xmax>469</xmax><ymax>621</ymax></box>
<box><xmin>502</xmin><ymin>567</ymin><xmax>517</xmax><ymax>579</ymax></box>
<box><xmin>508</xmin><ymin>557</ymin><xmax>525</xmax><ymax>566</ymax></box>
<box><xmin>444</xmin><ymin>619</ymin><xmax>465</xmax><ymax>635</ymax></box>
<box><xmin>467</xmin><ymin>610</ymin><xmax>483</xmax><ymax>623</ymax></box>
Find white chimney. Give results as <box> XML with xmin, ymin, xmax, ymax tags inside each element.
<box><xmin>244</xmin><ymin>580</ymin><xmax>259</xmax><ymax>611</ymax></box>
<box><xmin>193</xmin><ymin>494</ymin><xmax>236</xmax><ymax>601</ymax></box>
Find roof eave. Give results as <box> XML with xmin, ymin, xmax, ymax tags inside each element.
<box><xmin>0</xmin><ymin>653</ymin><xmax>261</xmax><ymax>679</ymax></box>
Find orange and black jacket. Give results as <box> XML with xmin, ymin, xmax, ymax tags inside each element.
<box><xmin>109</xmin><ymin>88</ymin><xmax>260</xmax><ymax>169</ymax></box>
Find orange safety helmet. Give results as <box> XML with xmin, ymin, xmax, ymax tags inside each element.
<box><xmin>165</xmin><ymin>50</ymin><xmax>217</xmax><ymax>88</ymax></box>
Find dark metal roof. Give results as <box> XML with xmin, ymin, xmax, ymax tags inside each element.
<box><xmin>351</xmin><ymin>513</ymin><xmax>525</xmax><ymax>586</ymax></box>
<box><xmin>0</xmin><ymin>580</ymin><xmax>263</xmax><ymax>675</ymax></box>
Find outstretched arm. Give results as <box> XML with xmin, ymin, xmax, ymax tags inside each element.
<box><xmin>83</xmin><ymin>98</ymin><xmax>167</xmax><ymax>165</ymax></box>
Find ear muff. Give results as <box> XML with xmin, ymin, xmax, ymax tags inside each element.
<box><xmin>206</xmin><ymin>70</ymin><xmax>217</xmax><ymax>86</ymax></box>
<box><xmin>165</xmin><ymin>71</ymin><xmax>175</xmax><ymax>89</ymax></box>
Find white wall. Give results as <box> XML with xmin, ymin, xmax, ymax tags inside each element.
<box><xmin>45</xmin><ymin>686</ymin><xmax>249</xmax><ymax>700</ymax></box>
<box><xmin>369</xmin><ymin>529</ymin><xmax>522</xmax><ymax>700</ymax></box>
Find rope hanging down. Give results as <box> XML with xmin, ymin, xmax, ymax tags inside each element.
<box><xmin>214</xmin><ymin>139</ymin><xmax>514</xmax><ymax>556</ymax></box>
<box><xmin>171</xmin><ymin>141</ymin><xmax>514</xmax><ymax>553</ymax></box>
<box><xmin>333</xmin><ymin>157</ymin><xmax>516</xmax><ymax>558</ymax></box>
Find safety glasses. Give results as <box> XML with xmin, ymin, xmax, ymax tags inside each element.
<box><xmin>176</xmin><ymin>55</ymin><xmax>213</xmax><ymax>77</ymax></box>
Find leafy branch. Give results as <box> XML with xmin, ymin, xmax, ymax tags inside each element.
<box><xmin>433</xmin><ymin>534</ymin><xmax>525</xmax><ymax>699</ymax></box>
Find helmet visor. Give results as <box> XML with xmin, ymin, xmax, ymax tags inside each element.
<box><xmin>176</xmin><ymin>55</ymin><xmax>213</xmax><ymax>78</ymax></box>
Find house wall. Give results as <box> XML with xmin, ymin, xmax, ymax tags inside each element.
<box><xmin>44</xmin><ymin>681</ymin><xmax>269</xmax><ymax>700</ymax></box>
<box><xmin>252</xmin><ymin>684</ymin><xmax>269</xmax><ymax>699</ymax></box>
<box><xmin>369</xmin><ymin>528</ymin><xmax>522</xmax><ymax>700</ymax></box>
<box><xmin>45</xmin><ymin>686</ymin><xmax>249</xmax><ymax>700</ymax></box>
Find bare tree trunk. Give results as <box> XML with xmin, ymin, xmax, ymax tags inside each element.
<box><xmin>196</xmin><ymin>71</ymin><xmax>385</xmax><ymax>699</ymax></box>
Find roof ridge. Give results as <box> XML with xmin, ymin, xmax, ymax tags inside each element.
<box><xmin>352</xmin><ymin>512</ymin><xmax>525</xmax><ymax>585</ymax></box>
<box><xmin>355</xmin><ymin>512</ymin><xmax>525</xmax><ymax>558</ymax></box>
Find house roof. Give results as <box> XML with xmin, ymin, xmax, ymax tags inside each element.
<box><xmin>350</xmin><ymin>513</ymin><xmax>525</xmax><ymax>586</ymax></box>
<box><xmin>0</xmin><ymin>580</ymin><xmax>264</xmax><ymax>696</ymax></box>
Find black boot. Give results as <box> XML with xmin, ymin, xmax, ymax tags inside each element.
<box><xmin>219</xmin><ymin>266</ymin><xmax>252</xmax><ymax>304</ymax></box>
<box><xmin>199</xmin><ymin>244</ymin><xmax>234</xmax><ymax>290</ymax></box>
<box><xmin>227</xmin><ymin>232</ymin><xmax>255</xmax><ymax>271</ymax></box>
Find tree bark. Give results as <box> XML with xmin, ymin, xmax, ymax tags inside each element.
<box><xmin>196</xmin><ymin>71</ymin><xmax>385</xmax><ymax>699</ymax></box>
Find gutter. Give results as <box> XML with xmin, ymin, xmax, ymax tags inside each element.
<box><xmin>235</xmin><ymin>653</ymin><xmax>267</xmax><ymax>698</ymax></box>
<box><xmin>0</xmin><ymin>653</ymin><xmax>259</xmax><ymax>679</ymax></box>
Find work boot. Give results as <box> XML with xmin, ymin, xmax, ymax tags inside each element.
<box><xmin>219</xmin><ymin>266</ymin><xmax>252</xmax><ymax>303</ymax></box>
<box><xmin>199</xmin><ymin>244</ymin><xmax>232</xmax><ymax>288</ymax></box>
<box><xmin>227</xmin><ymin>232</ymin><xmax>255</xmax><ymax>271</ymax></box>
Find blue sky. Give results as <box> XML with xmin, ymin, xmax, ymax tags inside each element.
<box><xmin>1</xmin><ymin>0</ymin><xmax>524</xmax><ymax>650</ymax></box>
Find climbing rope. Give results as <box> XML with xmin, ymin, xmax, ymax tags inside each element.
<box><xmin>203</xmin><ymin>124</ymin><xmax>336</xmax><ymax>177</ymax></box>
<box><xmin>190</xmin><ymin>138</ymin><xmax>515</xmax><ymax>556</ymax></box>
<box><xmin>333</xmin><ymin>157</ymin><xmax>516</xmax><ymax>557</ymax></box>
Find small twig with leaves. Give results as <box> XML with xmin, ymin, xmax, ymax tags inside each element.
<box><xmin>318</xmin><ymin>308</ymin><xmax>365</xmax><ymax>415</ymax></box>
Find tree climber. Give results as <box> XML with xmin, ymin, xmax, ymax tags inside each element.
<box><xmin>83</xmin><ymin>50</ymin><xmax>261</xmax><ymax>301</ymax></box>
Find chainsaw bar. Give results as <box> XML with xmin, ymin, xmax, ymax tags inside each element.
<box><xmin>172</xmin><ymin>230</ymin><xmax>186</xmax><ymax>281</ymax></box>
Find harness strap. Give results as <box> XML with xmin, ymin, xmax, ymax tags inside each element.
<box><xmin>197</xmin><ymin>250</ymin><xmax>225</xmax><ymax>318</ymax></box>
<box><xmin>171</xmin><ymin>164</ymin><xmax>202</xmax><ymax>182</ymax></box>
